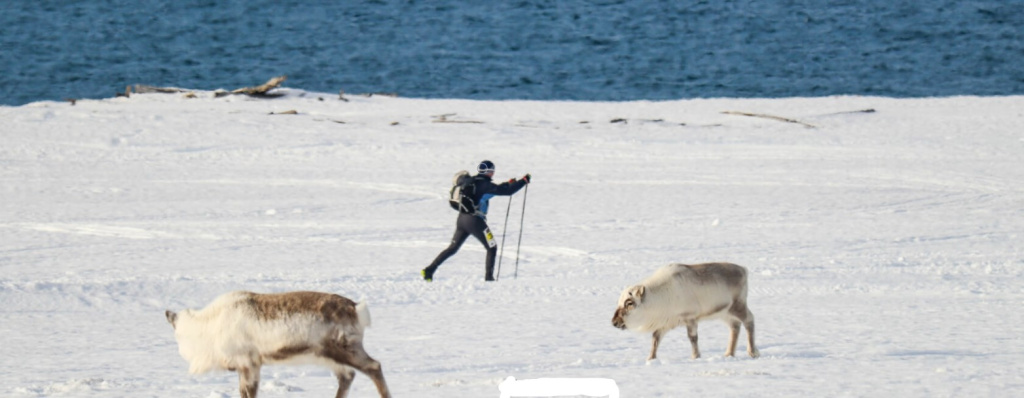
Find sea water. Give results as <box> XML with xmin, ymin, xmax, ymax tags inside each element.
<box><xmin>1</xmin><ymin>0</ymin><xmax>1021</xmax><ymax>105</ymax></box>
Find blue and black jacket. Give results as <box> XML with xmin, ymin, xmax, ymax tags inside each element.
<box><xmin>470</xmin><ymin>173</ymin><xmax>527</xmax><ymax>218</ymax></box>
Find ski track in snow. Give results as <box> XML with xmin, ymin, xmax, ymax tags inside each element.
<box><xmin>1</xmin><ymin>92</ymin><xmax>1023</xmax><ymax>397</ymax></box>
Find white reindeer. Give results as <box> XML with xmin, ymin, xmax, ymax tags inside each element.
<box><xmin>612</xmin><ymin>262</ymin><xmax>759</xmax><ymax>360</ymax></box>
<box><xmin>165</xmin><ymin>291</ymin><xmax>391</xmax><ymax>398</ymax></box>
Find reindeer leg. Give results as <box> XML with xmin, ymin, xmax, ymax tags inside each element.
<box><xmin>686</xmin><ymin>320</ymin><xmax>701</xmax><ymax>359</ymax></box>
<box><xmin>729</xmin><ymin>299</ymin><xmax>759</xmax><ymax>358</ymax></box>
<box><xmin>237</xmin><ymin>366</ymin><xmax>260</xmax><ymax>398</ymax></box>
<box><xmin>648</xmin><ymin>329</ymin><xmax>664</xmax><ymax>361</ymax></box>
<box><xmin>744</xmin><ymin>311</ymin><xmax>759</xmax><ymax>358</ymax></box>
<box><xmin>333</xmin><ymin>365</ymin><xmax>356</xmax><ymax>398</ymax></box>
<box><xmin>728</xmin><ymin>300</ymin><xmax>759</xmax><ymax>358</ymax></box>
<box><xmin>351</xmin><ymin>354</ymin><xmax>391</xmax><ymax>398</ymax></box>
<box><xmin>323</xmin><ymin>339</ymin><xmax>392</xmax><ymax>398</ymax></box>
<box><xmin>726</xmin><ymin>320</ymin><xmax>741</xmax><ymax>357</ymax></box>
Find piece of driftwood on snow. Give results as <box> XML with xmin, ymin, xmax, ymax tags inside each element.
<box><xmin>818</xmin><ymin>108</ymin><xmax>876</xmax><ymax>116</ymax></box>
<box><xmin>610</xmin><ymin>118</ymin><xmax>686</xmax><ymax>126</ymax></box>
<box><xmin>232</xmin><ymin>75</ymin><xmax>287</xmax><ymax>97</ymax></box>
<box><xmin>313</xmin><ymin>117</ymin><xmax>347</xmax><ymax>124</ymax></box>
<box><xmin>722</xmin><ymin>111</ymin><xmax>817</xmax><ymax>128</ymax></box>
<box><xmin>432</xmin><ymin>113</ymin><xmax>483</xmax><ymax>124</ymax></box>
<box><xmin>269</xmin><ymin>110</ymin><xmax>298</xmax><ymax>115</ymax></box>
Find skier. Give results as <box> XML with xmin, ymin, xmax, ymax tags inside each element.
<box><xmin>423</xmin><ymin>160</ymin><xmax>530</xmax><ymax>281</ymax></box>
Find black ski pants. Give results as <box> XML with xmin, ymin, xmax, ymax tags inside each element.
<box><xmin>426</xmin><ymin>212</ymin><xmax>497</xmax><ymax>280</ymax></box>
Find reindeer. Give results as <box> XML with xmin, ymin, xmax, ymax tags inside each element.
<box><xmin>612</xmin><ymin>263</ymin><xmax>759</xmax><ymax>360</ymax></box>
<box><xmin>165</xmin><ymin>291</ymin><xmax>391</xmax><ymax>398</ymax></box>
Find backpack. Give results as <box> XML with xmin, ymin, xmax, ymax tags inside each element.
<box><xmin>448</xmin><ymin>170</ymin><xmax>477</xmax><ymax>213</ymax></box>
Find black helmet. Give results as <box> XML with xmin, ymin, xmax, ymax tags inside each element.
<box><xmin>478</xmin><ymin>160</ymin><xmax>495</xmax><ymax>174</ymax></box>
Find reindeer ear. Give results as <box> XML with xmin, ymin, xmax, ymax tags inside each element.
<box><xmin>165</xmin><ymin>310</ymin><xmax>178</xmax><ymax>327</ymax></box>
<box><xmin>630</xmin><ymin>285</ymin><xmax>646</xmax><ymax>302</ymax></box>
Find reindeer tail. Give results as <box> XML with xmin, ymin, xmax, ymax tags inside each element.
<box><xmin>355</xmin><ymin>301</ymin><xmax>372</xmax><ymax>329</ymax></box>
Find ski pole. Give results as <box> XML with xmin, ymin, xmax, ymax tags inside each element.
<box><xmin>495</xmin><ymin>195</ymin><xmax>513</xmax><ymax>280</ymax></box>
<box><xmin>514</xmin><ymin>184</ymin><xmax>528</xmax><ymax>279</ymax></box>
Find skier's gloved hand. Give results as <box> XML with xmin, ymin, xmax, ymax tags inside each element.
<box><xmin>522</xmin><ymin>173</ymin><xmax>531</xmax><ymax>184</ymax></box>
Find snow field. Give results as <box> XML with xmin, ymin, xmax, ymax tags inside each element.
<box><xmin>1</xmin><ymin>92</ymin><xmax>1022</xmax><ymax>397</ymax></box>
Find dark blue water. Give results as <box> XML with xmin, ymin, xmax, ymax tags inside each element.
<box><xmin>2</xmin><ymin>0</ymin><xmax>1022</xmax><ymax>106</ymax></box>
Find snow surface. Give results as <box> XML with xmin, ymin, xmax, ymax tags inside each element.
<box><xmin>2</xmin><ymin>91</ymin><xmax>1022</xmax><ymax>397</ymax></box>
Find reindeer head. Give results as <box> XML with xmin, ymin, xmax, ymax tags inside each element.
<box><xmin>611</xmin><ymin>285</ymin><xmax>645</xmax><ymax>330</ymax></box>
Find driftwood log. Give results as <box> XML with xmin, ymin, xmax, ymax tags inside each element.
<box><xmin>432</xmin><ymin>113</ymin><xmax>483</xmax><ymax>124</ymax></box>
<box><xmin>722</xmin><ymin>111</ymin><xmax>817</xmax><ymax>128</ymax></box>
<box><xmin>231</xmin><ymin>75</ymin><xmax>288</xmax><ymax>97</ymax></box>
<box><xmin>134</xmin><ymin>76</ymin><xmax>287</xmax><ymax>98</ymax></box>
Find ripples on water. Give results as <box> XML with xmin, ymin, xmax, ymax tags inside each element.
<box><xmin>1</xmin><ymin>0</ymin><xmax>1021</xmax><ymax>105</ymax></box>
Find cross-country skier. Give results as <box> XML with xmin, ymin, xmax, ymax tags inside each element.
<box><xmin>423</xmin><ymin>160</ymin><xmax>530</xmax><ymax>281</ymax></box>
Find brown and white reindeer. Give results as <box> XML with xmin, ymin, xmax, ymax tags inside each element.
<box><xmin>612</xmin><ymin>262</ymin><xmax>759</xmax><ymax>360</ymax></box>
<box><xmin>165</xmin><ymin>291</ymin><xmax>391</xmax><ymax>398</ymax></box>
